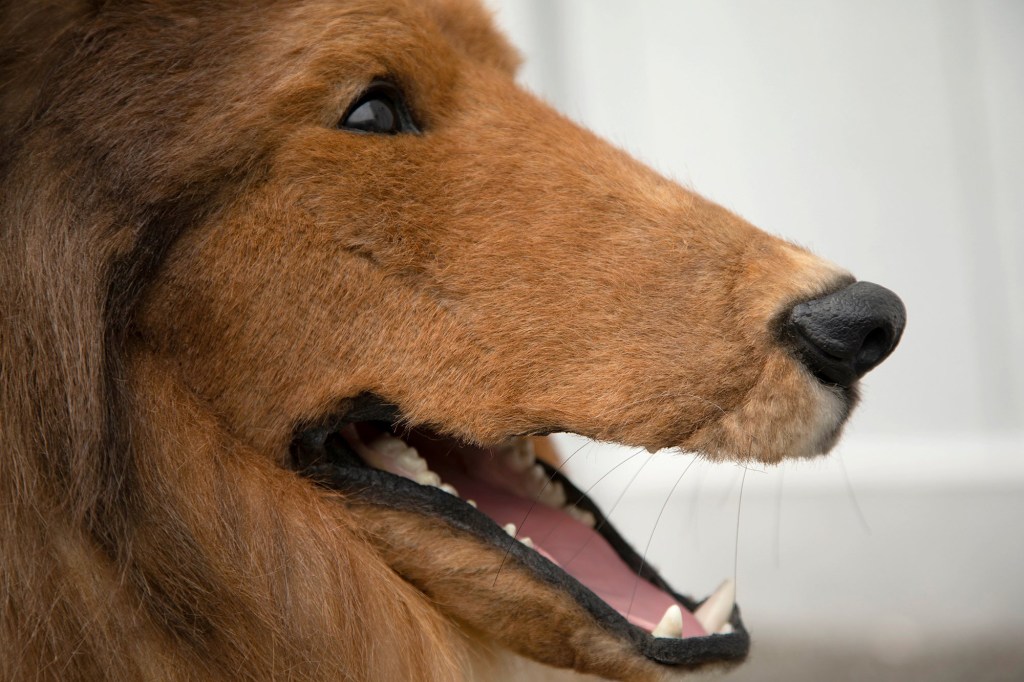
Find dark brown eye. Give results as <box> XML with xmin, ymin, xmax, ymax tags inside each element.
<box><xmin>339</xmin><ymin>82</ymin><xmax>417</xmax><ymax>135</ymax></box>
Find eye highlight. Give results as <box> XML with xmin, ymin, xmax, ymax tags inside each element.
<box><xmin>339</xmin><ymin>81</ymin><xmax>418</xmax><ymax>135</ymax></box>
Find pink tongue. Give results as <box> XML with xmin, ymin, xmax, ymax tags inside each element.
<box><xmin>424</xmin><ymin>455</ymin><xmax>706</xmax><ymax>638</ymax></box>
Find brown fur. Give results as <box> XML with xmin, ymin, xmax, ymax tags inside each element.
<box><xmin>1</xmin><ymin>1</ymin><xmax>850</xmax><ymax>680</ymax></box>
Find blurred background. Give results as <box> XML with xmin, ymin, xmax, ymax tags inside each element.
<box><xmin>488</xmin><ymin>1</ymin><xmax>1023</xmax><ymax>679</ymax></box>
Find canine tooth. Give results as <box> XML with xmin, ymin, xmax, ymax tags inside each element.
<box><xmin>466</xmin><ymin>499</ymin><xmax>477</xmax><ymax>508</ymax></box>
<box><xmin>564</xmin><ymin>505</ymin><xmax>596</xmax><ymax>528</ymax></box>
<box><xmin>694</xmin><ymin>579</ymin><xmax>735</xmax><ymax>634</ymax></box>
<box><xmin>718</xmin><ymin>623</ymin><xmax>734</xmax><ymax>635</ymax></box>
<box><xmin>651</xmin><ymin>605</ymin><xmax>683</xmax><ymax>638</ymax></box>
<box><xmin>414</xmin><ymin>470</ymin><xmax>441</xmax><ymax>487</ymax></box>
<box><xmin>503</xmin><ymin>523</ymin><xmax>517</xmax><ymax>537</ymax></box>
<box><xmin>438</xmin><ymin>483</ymin><xmax>459</xmax><ymax>497</ymax></box>
<box><xmin>520</xmin><ymin>537</ymin><xmax>534</xmax><ymax>548</ymax></box>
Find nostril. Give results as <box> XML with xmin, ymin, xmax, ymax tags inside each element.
<box><xmin>785</xmin><ymin>281</ymin><xmax>906</xmax><ymax>387</ymax></box>
<box><xmin>855</xmin><ymin>326</ymin><xmax>890</xmax><ymax>372</ymax></box>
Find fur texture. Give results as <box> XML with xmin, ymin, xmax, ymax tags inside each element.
<box><xmin>2</xmin><ymin>1</ymin><xmax>852</xmax><ymax>680</ymax></box>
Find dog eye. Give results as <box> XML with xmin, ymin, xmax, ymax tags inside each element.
<box><xmin>339</xmin><ymin>82</ymin><xmax>417</xmax><ymax>135</ymax></box>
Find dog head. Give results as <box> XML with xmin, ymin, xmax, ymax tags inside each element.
<box><xmin>3</xmin><ymin>0</ymin><xmax>904</xmax><ymax>679</ymax></box>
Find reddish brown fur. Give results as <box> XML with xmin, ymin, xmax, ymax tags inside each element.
<box><xmin>2</xmin><ymin>1</ymin><xmax>850</xmax><ymax>680</ymax></box>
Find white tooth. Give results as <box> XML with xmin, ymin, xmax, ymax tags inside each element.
<box><xmin>694</xmin><ymin>579</ymin><xmax>735</xmax><ymax>634</ymax></box>
<box><xmin>503</xmin><ymin>523</ymin><xmax>517</xmax><ymax>537</ymax></box>
<box><xmin>466</xmin><ymin>499</ymin><xmax>477</xmax><ymax>508</ymax></box>
<box><xmin>399</xmin><ymin>451</ymin><xmax>428</xmax><ymax>474</ymax></box>
<box><xmin>528</xmin><ymin>463</ymin><xmax>546</xmax><ymax>484</ymax></box>
<box><xmin>564</xmin><ymin>506</ymin><xmax>596</xmax><ymax>528</ymax></box>
<box><xmin>415</xmin><ymin>470</ymin><xmax>441</xmax><ymax>487</ymax></box>
<box><xmin>370</xmin><ymin>434</ymin><xmax>408</xmax><ymax>457</ymax></box>
<box><xmin>537</xmin><ymin>481</ymin><xmax>567</xmax><ymax>508</ymax></box>
<box><xmin>520</xmin><ymin>536</ymin><xmax>534</xmax><ymax>548</ymax></box>
<box><xmin>438</xmin><ymin>483</ymin><xmax>459</xmax><ymax>497</ymax></box>
<box><xmin>503</xmin><ymin>440</ymin><xmax>536</xmax><ymax>472</ymax></box>
<box><xmin>651</xmin><ymin>604</ymin><xmax>683</xmax><ymax>638</ymax></box>
<box><xmin>718</xmin><ymin>623</ymin><xmax>734</xmax><ymax>635</ymax></box>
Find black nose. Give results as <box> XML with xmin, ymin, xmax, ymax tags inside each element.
<box><xmin>785</xmin><ymin>281</ymin><xmax>906</xmax><ymax>387</ymax></box>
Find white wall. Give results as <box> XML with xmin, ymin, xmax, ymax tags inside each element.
<box><xmin>487</xmin><ymin>0</ymin><xmax>1024</xmax><ymax>669</ymax></box>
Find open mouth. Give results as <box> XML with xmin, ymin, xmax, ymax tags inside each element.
<box><xmin>291</xmin><ymin>394</ymin><xmax>749</xmax><ymax>672</ymax></box>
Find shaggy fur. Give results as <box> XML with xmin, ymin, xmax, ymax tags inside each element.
<box><xmin>2</xmin><ymin>1</ymin><xmax>853</xmax><ymax>680</ymax></box>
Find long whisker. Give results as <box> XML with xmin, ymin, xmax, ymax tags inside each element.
<box><xmin>492</xmin><ymin>438</ymin><xmax>590</xmax><ymax>586</ymax></box>
<box><xmin>535</xmin><ymin>446</ymin><xmax>645</xmax><ymax>547</ymax></box>
<box><xmin>838</xmin><ymin>454</ymin><xmax>871</xmax><ymax>534</ymax></box>
<box><xmin>563</xmin><ymin>447</ymin><xmax>652</xmax><ymax>569</ymax></box>
<box><xmin>719</xmin><ymin>467</ymin><xmax>742</xmax><ymax>509</ymax></box>
<box><xmin>773</xmin><ymin>465</ymin><xmax>785</xmax><ymax>569</ymax></box>
<box><xmin>688</xmin><ymin>464</ymin><xmax>705</xmax><ymax>551</ymax></box>
<box><xmin>733</xmin><ymin>466</ymin><xmax>748</xmax><ymax>593</ymax></box>
<box><xmin>625</xmin><ymin>453</ymin><xmax>698</xmax><ymax>621</ymax></box>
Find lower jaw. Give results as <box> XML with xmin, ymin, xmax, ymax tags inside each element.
<box><xmin>289</xmin><ymin>401</ymin><xmax>750</xmax><ymax>673</ymax></box>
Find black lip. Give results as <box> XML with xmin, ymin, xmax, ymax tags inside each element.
<box><xmin>290</xmin><ymin>419</ymin><xmax>750</xmax><ymax>670</ymax></box>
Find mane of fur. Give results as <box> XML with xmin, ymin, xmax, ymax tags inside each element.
<box><xmin>1</xmin><ymin>4</ymin><xmax>467</xmax><ymax>680</ymax></box>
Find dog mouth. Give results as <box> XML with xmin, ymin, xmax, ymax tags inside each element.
<box><xmin>291</xmin><ymin>394</ymin><xmax>748</xmax><ymax>674</ymax></box>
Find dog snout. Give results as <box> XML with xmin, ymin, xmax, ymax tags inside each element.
<box><xmin>785</xmin><ymin>281</ymin><xmax>906</xmax><ymax>387</ymax></box>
